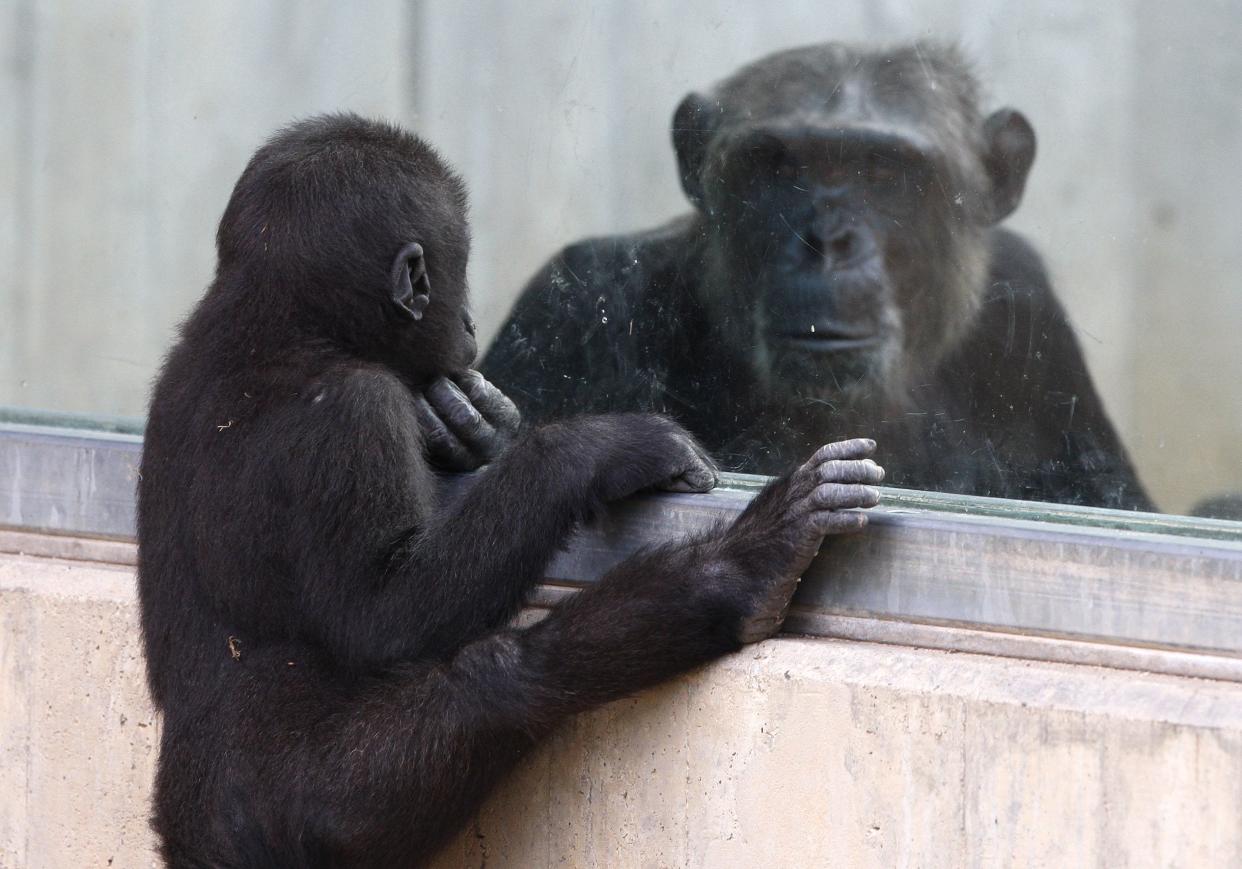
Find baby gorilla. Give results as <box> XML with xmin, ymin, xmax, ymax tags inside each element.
<box><xmin>136</xmin><ymin>114</ymin><xmax>883</xmax><ymax>867</ymax></box>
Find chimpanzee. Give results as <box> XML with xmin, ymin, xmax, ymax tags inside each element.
<box><xmin>482</xmin><ymin>42</ymin><xmax>1153</xmax><ymax>511</ymax></box>
<box><xmin>136</xmin><ymin>113</ymin><xmax>884</xmax><ymax>867</ymax></box>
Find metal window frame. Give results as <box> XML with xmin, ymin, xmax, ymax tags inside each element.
<box><xmin>3</xmin><ymin>419</ymin><xmax>1241</xmax><ymax>683</ymax></box>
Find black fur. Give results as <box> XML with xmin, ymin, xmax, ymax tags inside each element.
<box><xmin>482</xmin><ymin>42</ymin><xmax>1153</xmax><ymax>511</ymax></box>
<box><xmin>137</xmin><ymin>113</ymin><xmax>883</xmax><ymax>867</ymax></box>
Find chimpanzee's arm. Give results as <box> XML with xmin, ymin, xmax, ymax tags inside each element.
<box><xmin>480</xmin><ymin>238</ymin><xmax>662</xmax><ymax>424</ymax></box>
<box><xmin>973</xmin><ymin>230</ymin><xmax>1154</xmax><ymax>511</ymax></box>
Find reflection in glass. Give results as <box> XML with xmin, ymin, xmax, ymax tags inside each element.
<box><xmin>484</xmin><ymin>43</ymin><xmax>1150</xmax><ymax>510</ymax></box>
<box><xmin>2</xmin><ymin>4</ymin><xmax>1240</xmax><ymax>523</ymax></box>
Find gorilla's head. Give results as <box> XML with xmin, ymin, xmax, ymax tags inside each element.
<box><xmin>216</xmin><ymin>114</ymin><xmax>478</xmax><ymax>384</ymax></box>
<box><xmin>672</xmin><ymin>42</ymin><xmax>1036</xmax><ymax>404</ymax></box>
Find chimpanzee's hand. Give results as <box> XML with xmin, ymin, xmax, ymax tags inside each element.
<box><xmin>414</xmin><ymin>371</ymin><xmax>521</xmax><ymax>471</ymax></box>
<box><xmin>725</xmin><ymin>438</ymin><xmax>883</xmax><ymax>643</ymax></box>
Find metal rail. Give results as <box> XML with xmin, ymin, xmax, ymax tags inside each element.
<box><xmin>4</xmin><ymin>421</ymin><xmax>1241</xmax><ymax>680</ymax></box>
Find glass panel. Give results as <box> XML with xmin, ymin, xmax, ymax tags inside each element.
<box><xmin>3</xmin><ymin>3</ymin><xmax>1239</xmax><ymax>527</ymax></box>
<box><xmin>0</xmin><ymin>406</ymin><xmax>143</xmax><ymax>436</ymax></box>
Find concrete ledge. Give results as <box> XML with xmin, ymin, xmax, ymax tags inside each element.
<box><xmin>4</xmin><ymin>550</ymin><xmax>1242</xmax><ymax>868</ymax></box>
<box><xmin>435</xmin><ymin>643</ymin><xmax>1242</xmax><ymax>869</ymax></box>
<box><xmin>0</xmin><ymin>554</ymin><xmax>159</xmax><ymax>868</ymax></box>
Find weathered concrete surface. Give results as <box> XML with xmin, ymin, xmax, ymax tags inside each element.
<box><xmin>0</xmin><ymin>554</ymin><xmax>159</xmax><ymax>868</ymax></box>
<box><xmin>3</xmin><ymin>551</ymin><xmax>1241</xmax><ymax>868</ymax></box>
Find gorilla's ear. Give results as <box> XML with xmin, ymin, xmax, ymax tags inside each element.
<box><xmin>981</xmin><ymin>108</ymin><xmax>1036</xmax><ymax>223</ymax></box>
<box><xmin>391</xmin><ymin>242</ymin><xmax>431</xmax><ymax>321</ymax></box>
<box><xmin>672</xmin><ymin>92</ymin><xmax>721</xmax><ymax>209</ymax></box>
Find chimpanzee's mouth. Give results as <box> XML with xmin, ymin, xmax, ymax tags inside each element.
<box><xmin>777</xmin><ymin>330</ymin><xmax>882</xmax><ymax>352</ymax></box>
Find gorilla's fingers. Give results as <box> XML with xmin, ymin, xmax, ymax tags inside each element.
<box><xmin>810</xmin><ymin>482</ymin><xmax>882</xmax><ymax>510</ymax></box>
<box><xmin>660</xmin><ymin>466</ymin><xmax>717</xmax><ymax>493</ymax></box>
<box><xmin>816</xmin><ymin>459</ymin><xmax>885</xmax><ymax>485</ymax></box>
<box><xmin>809</xmin><ymin>509</ymin><xmax>870</xmax><ymax>534</ymax></box>
<box><xmin>655</xmin><ymin>435</ymin><xmax>719</xmax><ymax>493</ymax></box>
<box><xmin>427</xmin><ymin>377</ymin><xmax>502</xmax><ymax>459</ymax></box>
<box><xmin>684</xmin><ymin>438</ymin><xmax>720</xmax><ymax>490</ymax></box>
<box><xmin>414</xmin><ymin>393</ymin><xmax>478</xmax><ymax>470</ymax></box>
<box><xmin>412</xmin><ymin>393</ymin><xmax>451</xmax><ymax>448</ymax></box>
<box><xmin>656</xmin><ymin>464</ymin><xmax>718</xmax><ymax>493</ymax></box>
<box><xmin>807</xmin><ymin>439</ymin><xmax>877</xmax><ymax>465</ymax></box>
<box><xmin>736</xmin><ymin>613</ymin><xmax>788</xmax><ymax>645</ymax></box>
<box><xmin>453</xmin><ymin>370</ymin><xmax>521</xmax><ymax>434</ymax></box>
<box><xmin>428</xmin><ymin>378</ymin><xmax>484</xmax><ymax>431</ymax></box>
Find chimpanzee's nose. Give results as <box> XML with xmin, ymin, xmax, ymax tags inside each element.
<box><xmin>823</xmin><ymin>224</ymin><xmax>861</xmax><ymax>264</ymax></box>
<box><xmin>805</xmin><ymin>217</ymin><xmax>869</xmax><ymax>268</ymax></box>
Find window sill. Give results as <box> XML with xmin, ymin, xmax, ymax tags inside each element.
<box><xmin>3</xmin><ymin>421</ymin><xmax>1240</xmax><ymax>682</ymax></box>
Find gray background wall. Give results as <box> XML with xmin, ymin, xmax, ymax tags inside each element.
<box><xmin>2</xmin><ymin>0</ymin><xmax>1239</xmax><ymax>513</ymax></box>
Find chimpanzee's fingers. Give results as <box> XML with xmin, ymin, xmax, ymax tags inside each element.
<box><xmin>413</xmin><ymin>393</ymin><xmax>477</xmax><ymax>470</ymax></box>
<box><xmin>426</xmin><ymin>377</ymin><xmax>499</xmax><ymax>455</ymax></box>
<box><xmin>452</xmin><ymin>370</ymin><xmax>521</xmax><ymax>434</ymax></box>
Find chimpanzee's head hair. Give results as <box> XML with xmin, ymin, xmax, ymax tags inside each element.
<box><xmin>672</xmin><ymin>42</ymin><xmax>1036</xmax><ymax>406</ymax></box>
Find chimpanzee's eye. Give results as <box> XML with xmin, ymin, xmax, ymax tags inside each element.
<box><xmin>862</xmin><ymin>155</ymin><xmax>904</xmax><ymax>191</ymax></box>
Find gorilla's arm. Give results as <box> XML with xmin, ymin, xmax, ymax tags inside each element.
<box><xmin>273</xmin><ymin>369</ymin><xmax>717</xmax><ymax>668</ymax></box>
<box><xmin>253</xmin><ymin>440</ymin><xmax>882</xmax><ymax>861</ymax></box>
<box><xmin>286</xmin><ymin>536</ymin><xmax>750</xmax><ymax>857</ymax></box>
<box><xmin>966</xmin><ymin>230</ymin><xmax>1154</xmax><ymax>510</ymax></box>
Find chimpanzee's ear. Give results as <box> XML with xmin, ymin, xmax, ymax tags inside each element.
<box><xmin>391</xmin><ymin>242</ymin><xmax>431</xmax><ymax>321</ymax></box>
<box><xmin>981</xmin><ymin>108</ymin><xmax>1036</xmax><ymax>224</ymax></box>
<box><xmin>672</xmin><ymin>92</ymin><xmax>723</xmax><ymax>209</ymax></box>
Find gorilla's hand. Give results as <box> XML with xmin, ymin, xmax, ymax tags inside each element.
<box><xmin>725</xmin><ymin>438</ymin><xmax>883</xmax><ymax>643</ymax></box>
<box><xmin>415</xmin><ymin>371</ymin><xmax>521</xmax><ymax>471</ymax></box>
<box><xmin>573</xmin><ymin>414</ymin><xmax>719</xmax><ymax>501</ymax></box>
<box><xmin>654</xmin><ymin>429</ymin><xmax>720</xmax><ymax>494</ymax></box>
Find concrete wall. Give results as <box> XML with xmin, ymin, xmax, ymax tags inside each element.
<box><xmin>0</xmin><ymin>554</ymin><xmax>158</xmax><ymax>867</ymax></box>
<box><xmin>1</xmin><ymin>2</ymin><xmax>1241</xmax><ymax>512</ymax></box>
<box><xmin>0</xmin><ymin>0</ymin><xmax>414</xmax><ymax>421</ymax></box>
<box><xmin>3</xmin><ymin>548</ymin><xmax>1241</xmax><ymax>868</ymax></box>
